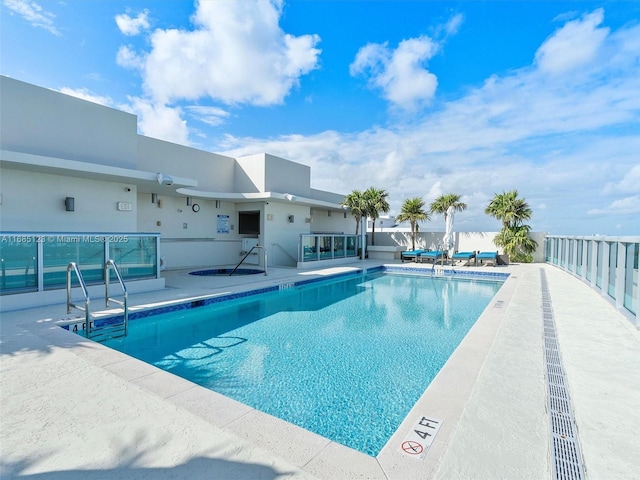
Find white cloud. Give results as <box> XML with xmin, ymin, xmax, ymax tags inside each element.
<box><xmin>116</xmin><ymin>45</ymin><xmax>145</xmax><ymax>70</ymax></box>
<box><xmin>535</xmin><ymin>9</ymin><xmax>608</xmax><ymax>75</ymax></box>
<box><xmin>115</xmin><ymin>0</ymin><xmax>320</xmax><ymax>141</ymax></box>
<box><xmin>220</xmin><ymin>11</ymin><xmax>640</xmax><ymax>234</ymax></box>
<box><xmin>602</xmin><ymin>164</ymin><xmax>640</xmax><ymax>195</ymax></box>
<box><xmin>444</xmin><ymin>13</ymin><xmax>464</xmax><ymax>36</ymax></box>
<box><xmin>127</xmin><ymin>97</ymin><xmax>189</xmax><ymax>145</ymax></box>
<box><xmin>132</xmin><ymin>0</ymin><xmax>320</xmax><ymax>106</ymax></box>
<box><xmin>588</xmin><ymin>196</ymin><xmax>640</xmax><ymax>216</ymax></box>
<box><xmin>3</xmin><ymin>0</ymin><xmax>60</xmax><ymax>35</ymax></box>
<box><xmin>58</xmin><ymin>87</ymin><xmax>113</xmax><ymax>107</ymax></box>
<box><xmin>186</xmin><ymin>105</ymin><xmax>231</xmax><ymax>127</ymax></box>
<box><xmin>350</xmin><ymin>36</ymin><xmax>439</xmax><ymax>110</ymax></box>
<box><xmin>115</xmin><ymin>9</ymin><xmax>150</xmax><ymax>36</ymax></box>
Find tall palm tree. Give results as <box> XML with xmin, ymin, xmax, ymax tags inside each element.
<box><xmin>342</xmin><ymin>190</ymin><xmax>366</xmax><ymax>235</ymax></box>
<box><xmin>429</xmin><ymin>193</ymin><xmax>467</xmax><ymax>221</ymax></box>
<box><xmin>484</xmin><ymin>190</ymin><xmax>532</xmax><ymax>229</ymax></box>
<box><xmin>485</xmin><ymin>190</ymin><xmax>536</xmax><ymax>261</ymax></box>
<box><xmin>363</xmin><ymin>187</ymin><xmax>390</xmax><ymax>246</ymax></box>
<box><xmin>396</xmin><ymin>197</ymin><xmax>430</xmax><ymax>251</ymax></box>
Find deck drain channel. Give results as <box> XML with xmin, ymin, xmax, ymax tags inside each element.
<box><xmin>540</xmin><ymin>269</ymin><xmax>586</xmax><ymax>480</ymax></box>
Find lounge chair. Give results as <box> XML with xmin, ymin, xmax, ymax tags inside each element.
<box><xmin>451</xmin><ymin>251</ymin><xmax>476</xmax><ymax>266</ymax></box>
<box><xmin>401</xmin><ymin>249</ymin><xmax>426</xmax><ymax>262</ymax></box>
<box><xmin>418</xmin><ymin>250</ymin><xmax>445</xmax><ymax>264</ymax></box>
<box><xmin>477</xmin><ymin>251</ymin><xmax>498</xmax><ymax>266</ymax></box>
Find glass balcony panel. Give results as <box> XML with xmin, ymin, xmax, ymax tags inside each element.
<box><xmin>346</xmin><ymin>236</ymin><xmax>357</xmax><ymax>257</ymax></box>
<box><xmin>586</xmin><ymin>241</ymin><xmax>592</xmax><ymax>282</ymax></box>
<box><xmin>624</xmin><ymin>243</ymin><xmax>638</xmax><ymax>315</ymax></box>
<box><xmin>568</xmin><ymin>241</ymin><xmax>574</xmax><ymax>272</ymax></box>
<box><xmin>43</xmin><ymin>235</ymin><xmax>104</xmax><ymax>289</ymax></box>
<box><xmin>576</xmin><ymin>240</ymin><xmax>583</xmax><ymax>276</ymax></box>
<box><xmin>334</xmin><ymin>237</ymin><xmax>345</xmax><ymax>258</ymax></box>
<box><xmin>319</xmin><ymin>236</ymin><xmax>333</xmax><ymax>259</ymax></box>
<box><xmin>109</xmin><ymin>235</ymin><xmax>157</xmax><ymax>280</ymax></box>
<box><xmin>608</xmin><ymin>242</ymin><xmax>617</xmax><ymax>298</ymax></box>
<box><xmin>0</xmin><ymin>236</ymin><xmax>38</xmax><ymax>294</ymax></box>
<box><xmin>596</xmin><ymin>241</ymin><xmax>604</xmax><ymax>288</ymax></box>
<box><xmin>302</xmin><ymin>236</ymin><xmax>318</xmax><ymax>262</ymax></box>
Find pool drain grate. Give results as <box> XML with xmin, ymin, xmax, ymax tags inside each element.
<box><xmin>540</xmin><ymin>269</ymin><xmax>586</xmax><ymax>480</ymax></box>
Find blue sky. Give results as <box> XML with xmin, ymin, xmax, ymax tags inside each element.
<box><xmin>2</xmin><ymin>0</ymin><xmax>639</xmax><ymax>235</ymax></box>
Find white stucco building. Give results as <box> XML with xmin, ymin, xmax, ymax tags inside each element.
<box><xmin>0</xmin><ymin>76</ymin><xmax>357</xmax><ymax>308</ymax></box>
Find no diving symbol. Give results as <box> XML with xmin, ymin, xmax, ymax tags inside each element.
<box><xmin>401</xmin><ymin>440</ymin><xmax>423</xmax><ymax>455</ymax></box>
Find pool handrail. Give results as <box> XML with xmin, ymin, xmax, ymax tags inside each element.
<box><xmin>230</xmin><ymin>245</ymin><xmax>267</xmax><ymax>276</ymax></box>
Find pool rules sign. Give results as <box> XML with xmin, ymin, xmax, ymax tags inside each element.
<box><xmin>399</xmin><ymin>416</ymin><xmax>442</xmax><ymax>459</ymax></box>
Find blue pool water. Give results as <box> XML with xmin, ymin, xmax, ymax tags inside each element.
<box><xmin>105</xmin><ymin>270</ymin><xmax>504</xmax><ymax>456</ymax></box>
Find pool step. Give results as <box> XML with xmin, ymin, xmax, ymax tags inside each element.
<box><xmin>88</xmin><ymin>321</ymin><xmax>127</xmax><ymax>342</ymax></box>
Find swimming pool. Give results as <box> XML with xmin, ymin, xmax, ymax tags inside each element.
<box><xmin>104</xmin><ymin>269</ymin><xmax>505</xmax><ymax>456</ymax></box>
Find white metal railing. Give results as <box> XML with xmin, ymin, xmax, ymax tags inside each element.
<box><xmin>545</xmin><ymin>235</ymin><xmax>639</xmax><ymax>327</ymax></box>
<box><xmin>230</xmin><ymin>245</ymin><xmax>267</xmax><ymax>276</ymax></box>
<box><xmin>66</xmin><ymin>262</ymin><xmax>91</xmax><ymax>335</ymax></box>
<box><xmin>66</xmin><ymin>260</ymin><xmax>129</xmax><ymax>339</ymax></box>
<box><xmin>105</xmin><ymin>259</ymin><xmax>129</xmax><ymax>336</ymax></box>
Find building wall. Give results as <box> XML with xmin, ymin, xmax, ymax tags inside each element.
<box><xmin>234</xmin><ymin>153</ymin><xmax>267</xmax><ymax>193</ymax></box>
<box><xmin>310</xmin><ymin>209</ymin><xmax>351</xmax><ymax>234</ymax></box>
<box><xmin>371</xmin><ymin>230</ymin><xmax>547</xmax><ymax>262</ymax></box>
<box><xmin>263</xmin><ymin>202</ymin><xmax>312</xmax><ymax>267</ymax></box>
<box><xmin>0</xmin><ymin>76</ymin><xmax>138</xmax><ymax>169</ymax></box>
<box><xmin>234</xmin><ymin>153</ymin><xmax>312</xmax><ymax>197</ymax></box>
<box><xmin>137</xmin><ymin>136</ymin><xmax>236</xmax><ymax>192</ymax></box>
<box><xmin>310</xmin><ymin>188</ymin><xmax>346</xmax><ymax>205</ymax></box>
<box><xmin>0</xmin><ymin>76</ymin><xmax>352</xmax><ymax>272</ymax></box>
<box><xmin>0</xmin><ymin>169</ymin><xmax>137</xmax><ymax>232</ymax></box>
<box><xmin>139</xmin><ymin>196</ymin><xmax>247</xmax><ymax>269</ymax></box>
<box><xmin>263</xmin><ymin>154</ymin><xmax>311</xmax><ymax>198</ymax></box>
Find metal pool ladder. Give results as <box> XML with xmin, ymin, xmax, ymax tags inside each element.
<box><xmin>229</xmin><ymin>245</ymin><xmax>268</xmax><ymax>276</ymax></box>
<box><xmin>66</xmin><ymin>260</ymin><xmax>128</xmax><ymax>341</ymax></box>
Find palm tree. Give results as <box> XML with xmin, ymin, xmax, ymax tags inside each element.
<box><xmin>494</xmin><ymin>224</ymin><xmax>538</xmax><ymax>258</ymax></box>
<box><xmin>396</xmin><ymin>197</ymin><xmax>430</xmax><ymax>251</ymax></box>
<box><xmin>342</xmin><ymin>190</ymin><xmax>366</xmax><ymax>235</ymax></box>
<box><xmin>484</xmin><ymin>190</ymin><xmax>532</xmax><ymax>229</ymax></box>
<box><xmin>363</xmin><ymin>187</ymin><xmax>390</xmax><ymax>246</ymax></box>
<box><xmin>429</xmin><ymin>193</ymin><xmax>467</xmax><ymax>222</ymax></box>
<box><xmin>485</xmin><ymin>190</ymin><xmax>537</xmax><ymax>261</ymax></box>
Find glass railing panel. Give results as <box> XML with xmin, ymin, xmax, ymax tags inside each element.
<box><xmin>334</xmin><ymin>236</ymin><xmax>345</xmax><ymax>258</ymax></box>
<box><xmin>568</xmin><ymin>240</ymin><xmax>574</xmax><ymax>272</ymax></box>
<box><xmin>43</xmin><ymin>235</ymin><xmax>104</xmax><ymax>289</ymax></box>
<box><xmin>608</xmin><ymin>242</ymin><xmax>617</xmax><ymax>298</ymax></box>
<box><xmin>586</xmin><ymin>241</ymin><xmax>592</xmax><ymax>282</ymax></box>
<box><xmin>346</xmin><ymin>236</ymin><xmax>357</xmax><ymax>257</ymax></box>
<box><xmin>319</xmin><ymin>236</ymin><xmax>333</xmax><ymax>260</ymax></box>
<box><xmin>576</xmin><ymin>240</ymin><xmax>583</xmax><ymax>276</ymax></box>
<box><xmin>624</xmin><ymin>243</ymin><xmax>638</xmax><ymax>315</ymax></box>
<box><xmin>596</xmin><ymin>241</ymin><xmax>604</xmax><ymax>288</ymax></box>
<box><xmin>108</xmin><ymin>235</ymin><xmax>157</xmax><ymax>280</ymax></box>
<box><xmin>301</xmin><ymin>236</ymin><xmax>318</xmax><ymax>262</ymax></box>
<box><xmin>0</xmin><ymin>236</ymin><xmax>38</xmax><ymax>294</ymax></box>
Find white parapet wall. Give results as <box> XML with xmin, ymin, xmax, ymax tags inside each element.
<box><xmin>367</xmin><ymin>231</ymin><xmax>548</xmax><ymax>262</ymax></box>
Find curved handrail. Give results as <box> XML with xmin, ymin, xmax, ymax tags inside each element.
<box><xmin>66</xmin><ymin>262</ymin><xmax>91</xmax><ymax>336</ymax></box>
<box><xmin>105</xmin><ymin>259</ymin><xmax>129</xmax><ymax>336</ymax></box>
<box><xmin>230</xmin><ymin>245</ymin><xmax>267</xmax><ymax>276</ymax></box>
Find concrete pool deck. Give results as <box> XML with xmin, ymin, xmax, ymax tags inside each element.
<box><xmin>1</xmin><ymin>261</ymin><xmax>639</xmax><ymax>479</ymax></box>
